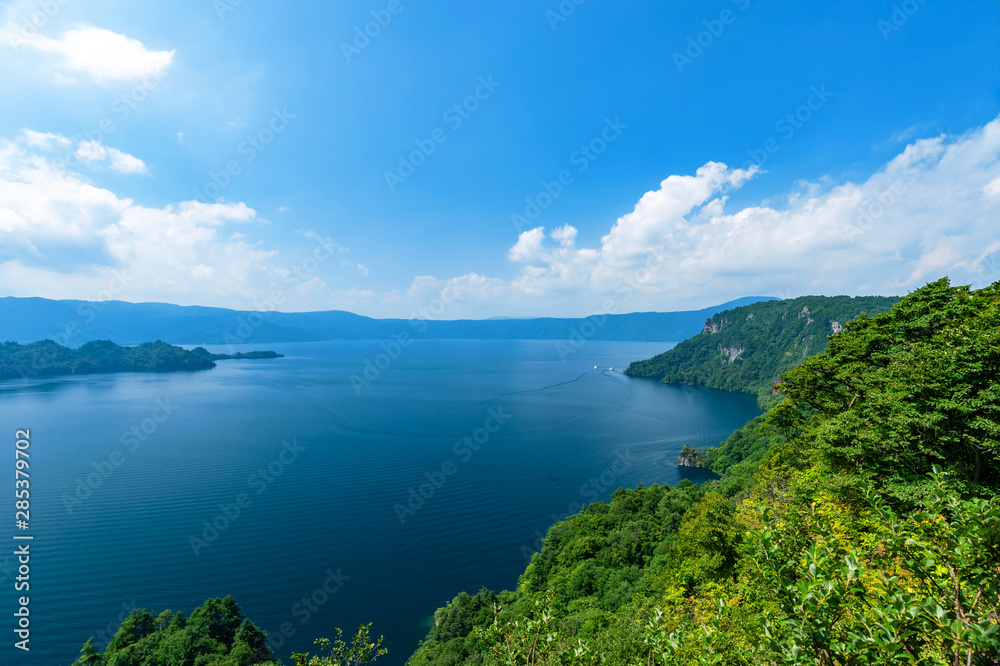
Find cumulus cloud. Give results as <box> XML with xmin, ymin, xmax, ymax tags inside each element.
<box><xmin>0</xmin><ymin>131</ymin><xmax>276</xmax><ymax>306</ymax></box>
<box><xmin>2</xmin><ymin>25</ymin><xmax>174</xmax><ymax>82</ymax></box>
<box><xmin>354</xmin><ymin>117</ymin><xmax>1000</xmax><ymax>318</ymax></box>
<box><xmin>21</xmin><ymin>129</ymin><xmax>69</xmax><ymax>149</ymax></box>
<box><xmin>498</xmin><ymin>119</ymin><xmax>1000</xmax><ymax>311</ymax></box>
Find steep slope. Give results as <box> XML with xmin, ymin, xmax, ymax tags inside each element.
<box><xmin>625</xmin><ymin>295</ymin><xmax>898</xmax><ymax>406</ymax></box>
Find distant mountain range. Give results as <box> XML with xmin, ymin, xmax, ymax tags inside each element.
<box><xmin>0</xmin><ymin>296</ymin><xmax>777</xmax><ymax>346</ymax></box>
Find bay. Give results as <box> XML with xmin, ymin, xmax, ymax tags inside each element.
<box><xmin>0</xmin><ymin>340</ymin><xmax>759</xmax><ymax>665</ymax></box>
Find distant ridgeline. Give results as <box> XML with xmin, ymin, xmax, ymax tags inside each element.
<box><xmin>0</xmin><ymin>339</ymin><xmax>282</xmax><ymax>381</ymax></box>
<box><xmin>0</xmin><ymin>295</ymin><xmax>776</xmax><ymax>345</ymax></box>
<box><xmin>625</xmin><ymin>295</ymin><xmax>899</xmax><ymax>407</ymax></box>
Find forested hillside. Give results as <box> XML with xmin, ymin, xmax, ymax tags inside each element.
<box><xmin>404</xmin><ymin>279</ymin><xmax>1000</xmax><ymax>665</ymax></box>
<box><xmin>0</xmin><ymin>339</ymin><xmax>282</xmax><ymax>381</ymax></box>
<box><xmin>625</xmin><ymin>295</ymin><xmax>898</xmax><ymax>407</ymax></box>
<box><xmin>0</xmin><ymin>339</ymin><xmax>216</xmax><ymax>380</ymax></box>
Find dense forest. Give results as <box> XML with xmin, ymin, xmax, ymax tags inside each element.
<box><xmin>0</xmin><ymin>339</ymin><xmax>281</xmax><ymax>381</ymax></box>
<box><xmin>625</xmin><ymin>295</ymin><xmax>898</xmax><ymax>408</ymax></box>
<box><xmin>76</xmin><ymin>279</ymin><xmax>999</xmax><ymax>665</ymax></box>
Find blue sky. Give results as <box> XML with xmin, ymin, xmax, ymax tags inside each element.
<box><xmin>1</xmin><ymin>0</ymin><xmax>998</xmax><ymax>317</ymax></box>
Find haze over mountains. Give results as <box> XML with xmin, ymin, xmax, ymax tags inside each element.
<box><xmin>0</xmin><ymin>296</ymin><xmax>776</xmax><ymax>347</ymax></box>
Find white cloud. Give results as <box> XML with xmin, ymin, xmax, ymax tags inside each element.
<box><xmin>985</xmin><ymin>175</ymin><xmax>1000</xmax><ymax>198</ymax></box>
<box><xmin>3</xmin><ymin>25</ymin><xmax>174</xmax><ymax>82</ymax></box>
<box><xmin>497</xmin><ymin>119</ymin><xmax>1000</xmax><ymax>311</ymax></box>
<box><xmin>508</xmin><ymin>227</ymin><xmax>545</xmax><ymax>263</ymax></box>
<box><xmin>0</xmin><ymin>131</ymin><xmax>273</xmax><ymax>307</ymax></box>
<box><xmin>21</xmin><ymin>129</ymin><xmax>69</xmax><ymax>149</ymax></box>
<box><xmin>340</xmin><ymin>259</ymin><xmax>369</xmax><ymax>276</ymax></box>
<box><xmin>72</xmin><ymin>138</ymin><xmax>148</xmax><ymax>175</ymax></box>
<box><xmin>106</xmin><ymin>147</ymin><xmax>148</xmax><ymax>175</ymax></box>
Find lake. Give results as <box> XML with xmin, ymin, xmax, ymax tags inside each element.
<box><xmin>0</xmin><ymin>340</ymin><xmax>760</xmax><ymax>665</ymax></box>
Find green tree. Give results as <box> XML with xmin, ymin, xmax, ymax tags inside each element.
<box><xmin>188</xmin><ymin>596</ymin><xmax>244</xmax><ymax>648</ymax></box>
<box><xmin>292</xmin><ymin>624</ymin><xmax>387</xmax><ymax>666</ymax></box>
<box><xmin>72</xmin><ymin>638</ymin><xmax>104</xmax><ymax>666</ymax></box>
<box><xmin>770</xmin><ymin>278</ymin><xmax>1000</xmax><ymax>503</ymax></box>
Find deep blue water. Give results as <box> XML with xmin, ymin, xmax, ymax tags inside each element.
<box><xmin>0</xmin><ymin>340</ymin><xmax>759</xmax><ymax>665</ymax></box>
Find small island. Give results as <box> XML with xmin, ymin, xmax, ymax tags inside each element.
<box><xmin>0</xmin><ymin>339</ymin><xmax>283</xmax><ymax>381</ymax></box>
<box><xmin>189</xmin><ymin>347</ymin><xmax>284</xmax><ymax>361</ymax></box>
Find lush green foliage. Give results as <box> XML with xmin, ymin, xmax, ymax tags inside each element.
<box><xmin>72</xmin><ymin>596</ymin><xmax>278</xmax><ymax>666</ymax></box>
<box><xmin>407</xmin><ymin>280</ymin><xmax>1000</xmax><ymax>665</ymax></box>
<box><xmin>73</xmin><ymin>597</ymin><xmax>385</xmax><ymax>666</ymax></box>
<box><xmin>770</xmin><ymin>278</ymin><xmax>1000</xmax><ymax>503</ymax></box>
<box><xmin>291</xmin><ymin>624</ymin><xmax>387</xmax><ymax>666</ymax></box>
<box><xmin>699</xmin><ymin>414</ymin><xmax>788</xmax><ymax>497</ymax></box>
<box><xmin>625</xmin><ymin>295</ymin><xmax>898</xmax><ymax>406</ymax></box>
<box><xmin>743</xmin><ymin>472</ymin><xmax>1000</xmax><ymax>665</ymax></box>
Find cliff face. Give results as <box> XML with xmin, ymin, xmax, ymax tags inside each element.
<box><xmin>720</xmin><ymin>346</ymin><xmax>744</xmax><ymax>363</ymax></box>
<box><xmin>677</xmin><ymin>444</ymin><xmax>704</xmax><ymax>468</ymax></box>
